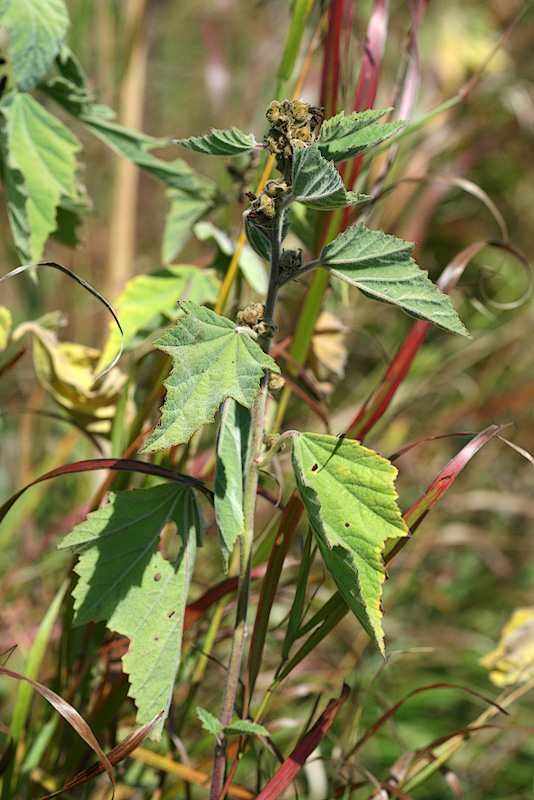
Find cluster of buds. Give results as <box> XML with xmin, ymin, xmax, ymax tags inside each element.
<box><xmin>246</xmin><ymin>101</ymin><xmax>324</xmax><ymax>228</ymax></box>
<box><xmin>236</xmin><ymin>302</ymin><xmax>278</xmax><ymax>339</ymax></box>
<box><xmin>265</xmin><ymin>100</ymin><xmax>324</xmax><ymax>176</ymax></box>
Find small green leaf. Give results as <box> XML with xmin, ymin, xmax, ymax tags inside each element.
<box><xmin>98</xmin><ymin>265</ymin><xmax>221</xmax><ymax>371</ymax></box>
<box><xmin>215</xmin><ymin>399</ymin><xmax>252</xmax><ymax>568</ymax></box>
<box><xmin>292</xmin><ymin>432</ymin><xmax>408</xmax><ymax>653</ymax></box>
<box><xmin>58</xmin><ymin>484</ymin><xmax>201</xmax><ymax>736</ymax></box>
<box><xmin>317</xmin><ymin>108</ymin><xmax>405</xmax><ymax>162</ymax></box>
<box><xmin>222</xmin><ymin>720</ymin><xmax>269</xmax><ymax>737</ymax></box>
<box><xmin>140</xmin><ymin>302</ymin><xmax>279</xmax><ymax>452</ymax></box>
<box><xmin>291</xmin><ymin>143</ymin><xmax>370</xmax><ymax>210</ymax></box>
<box><xmin>196</xmin><ymin>707</ymin><xmax>223</xmax><ymax>736</ymax></box>
<box><xmin>0</xmin><ymin>0</ymin><xmax>69</xmax><ymax>92</ymax></box>
<box><xmin>0</xmin><ymin>92</ymin><xmax>80</xmax><ymax>261</ymax></box>
<box><xmin>318</xmin><ymin>224</ymin><xmax>469</xmax><ymax>336</ymax></box>
<box><xmin>175</xmin><ymin>127</ymin><xmax>258</xmax><ymax>157</ymax></box>
<box><xmin>244</xmin><ymin>212</ymin><xmax>292</xmax><ymax>263</ymax></box>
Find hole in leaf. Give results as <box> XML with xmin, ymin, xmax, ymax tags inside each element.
<box><xmin>311</xmin><ymin>463</ymin><xmax>318</xmax><ymax>472</ymax></box>
<box><xmin>344</xmin><ymin>522</ymin><xmax>350</xmax><ymax>528</ymax></box>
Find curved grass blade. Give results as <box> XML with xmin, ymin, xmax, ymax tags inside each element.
<box><xmin>0</xmin><ymin>261</ymin><xmax>124</xmax><ymax>381</ymax></box>
<box><xmin>0</xmin><ymin>457</ymin><xmax>213</xmax><ymax>526</ymax></box>
<box><xmin>0</xmin><ymin>667</ymin><xmax>114</xmax><ymax>796</ymax></box>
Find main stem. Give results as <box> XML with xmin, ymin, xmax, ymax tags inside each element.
<box><xmin>209</xmin><ymin>216</ymin><xmax>282</xmax><ymax>800</ymax></box>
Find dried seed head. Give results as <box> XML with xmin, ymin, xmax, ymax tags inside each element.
<box><xmin>236</xmin><ymin>302</ymin><xmax>264</xmax><ymax>327</ymax></box>
<box><xmin>292</xmin><ymin>99</ymin><xmax>310</xmax><ymax>123</ymax></box>
<box><xmin>258</xmin><ymin>194</ymin><xmax>276</xmax><ymax>218</ymax></box>
<box><xmin>266</xmin><ymin>101</ymin><xmax>282</xmax><ymax>124</ymax></box>
<box><xmin>268</xmin><ymin>373</ymin><xmax>285</xmax><ymax>392</ymax></box>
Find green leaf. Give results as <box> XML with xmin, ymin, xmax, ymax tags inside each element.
<box><xmin>0</xmin><ymin>119</ymin><xmax>31</xmax><ymax>262</ymax></box>
<box><xmin>222</xmin><ymin>720</ymin><xmax>269</xmax><ymax>737</ymax></box>
<box><xmin>0</xmin><ymin>92</ymin><xmax>80</xmax><ymax>261</ymax></box>
<box><xmin>291</xmin><ymin>432</ymin><xmax>408</xmax><ymax>653</ymax></box>
<box><xmin>58</xmin><ymin>483</ymin><xmax>201</xmax><ymax>736</ymax></box>
<box><xmin>317</xmin><ymin>108</ymin><xmax>405</xmax><ymax>162</ymax></box>
<box><xmin>318</xmin><ymin>224</ymin><xmax>469</xmax><ymax>336</ymax></box>
<box><xmin>318</xmin><ymin>108</ymin><xmax>390</xmax><ymax>143</ymax></box>
<box><xmin>98</xmin><ymin>265</ymin><xmax>221</xmax><ymax>371</ymax></box>
<box><xmin>291</xmin><ymin>143</ymin><xmax>370</xmax><ymax>210</ymax></box>
<box><xmin>196</xmin><ymin>707</ymin><xmax>223</xmax><ymax>736</ymax></box>
<box><xmin>175</xmin><ymin>127</ymin><xmax>258</xmax><ymax>157</ymax></box>
<box><xmin>194</xmin><ymin>220</ymin><xmax>267</xmax><ymax>295</ymax></box>
<box><xmin>215</xmin><ymin>399</ymin><xmax>252</xmax><ymax>569</ymax></box>
<box><xmin>162</xmin><ymin>189</ymin><xmax>213</xmax><ymax>264</ymax></box>
<box><xmin>244</xmin><ymin>212</ymin><xmax>293</xmax><ymax>264</ymax></box>
<box><xmin>140</xmin><ymin>302</ymin><xmax>279</xmax><ymax>453</ymax></box>
<box><xmin>0</xmin><ymin>0</ymin><xmax>69</xmax><ymax>92</ymax></box>
<box><xmin>76</xmin><ymin>111</ymin><xmax>215</xmax><ymax>193</ymax></box>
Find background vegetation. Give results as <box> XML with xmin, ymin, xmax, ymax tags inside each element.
<box><xmin>1</xmin><ymin>1</ymin><xmax>533</xmax><ymax>798</ymax></box>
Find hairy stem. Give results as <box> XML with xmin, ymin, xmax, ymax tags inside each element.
<box><xmin>209</xmin><ymin>214</ymin><xmax>283</xmax><ymax>799</ymax></box>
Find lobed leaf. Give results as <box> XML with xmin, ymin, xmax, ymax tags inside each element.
<box><xmin>318</xmin><ymin>107</ymin><xmax>405</xmax><ymax>162</ymax></box>
<box><xmin>215</xmin><ymin>398</ymin><xmax>252</xmax><ymax>569</ymax></box>
<box><xmin>291</xmin><ymin>143</ymin><xmax>370</xmax><ymax>210</ymax></box>
<box><xmin>140</xmin><ymin>302</ymin><xmax>279</xmax><ymax>452</ymax></box>
<box><xmin>318</xmin><ymin>224</ymin><xmax>469</xmax><ymax>336</ymax></box>
<box><xmin>174</xmin><ymin>126</ymin><xmax>258</xmax><ymax>156</ymax></box>
<box><xmin>292</xmin><ymin>432</ymin><xmax>408</xmax><ymax>653</ymax></box>
<box><xmin>58</xmin><ymin>483</ymin><xmax>202</xmax><ymax>736</ymax></box>
<box><xmin>0</xmin><ymin>0</ymin><xmax>69</xmax><ymax>92</ymax></box>
<box><xmin>0</xmin><ymin>92</ymin><xmax>80</xmax><ymax>261</ymax></box>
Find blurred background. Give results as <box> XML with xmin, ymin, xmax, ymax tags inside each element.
<box><xmin>1</xmin><ymin>1</ymin><xmax>534</xmax><ymax>798</ymax></box>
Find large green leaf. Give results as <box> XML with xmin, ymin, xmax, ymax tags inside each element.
<box><xmin>0</xmin><ymin>0</ymin><xmax>69</xmax><ymax>92</ymax></box>
<box><xmin>291</xmin><ymin>143</ymin><xmax>369</xmax><ymax>210</ymax></box>
<box><xmin>175</xmin><ymin>127</ymin><xmax>258</xmax><ymax>157</ymax></box>
<box><xmin>58</xmin><ymin>483</ymin><xmax>202</xmax><ymax>736</ymax></box>
<box><xmin>140</xmin><ymin>302</ymin><xmax>280</xmax><ymax>453</ymax></box>
<box><xmin>292</xmin><ymin>432</ymin><xmax>408</xmax><ymax>653</ymax></box>
<box><xmin>0</xmin><ymin>92</ymin><xmax>80</xmax><ymax>261</ymax></box>
<box><xmin>317</xmin><ymin>108</ymin><xmax>405</xmax><ymax>162</ymax></box>
<box><xmin>317</xmin><ymin>224</ymin><xmax>469</xmax><ymax>336</ymax></box>
<box><xmin>214</xmin><ymin>398</ymin><xmax>252</xmax><ymax>568</ymax></box>
<box><xmin>98</xmin><ymin>265</ymin><xmax>221</xmax><ymax>371</ymax></box>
